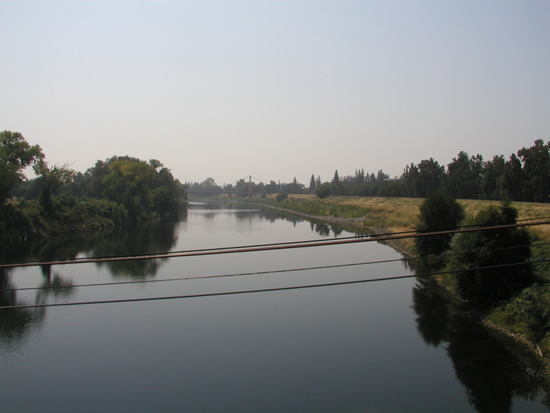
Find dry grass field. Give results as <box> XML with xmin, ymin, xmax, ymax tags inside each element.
<box><xmin>286</xmin><ymin>194</ymin><xmax>550</xmax><ymax>243</ymax></box>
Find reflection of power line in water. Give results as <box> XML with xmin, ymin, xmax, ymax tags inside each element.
<box><xmin>3</xmin><ymin>258</ymin><xmax>550</xmax><ymax>310</ymax></box>
<box><xmin>1</xmin><ymin>220</ymin><xmax>549</xmax><ymax>269</ymax></box>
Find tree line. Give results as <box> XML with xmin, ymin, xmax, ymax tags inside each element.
<box><xmin>333</xmin><ymin>139</ymin><xmax>549</xmax><ymax>201</ymax></box>
<box><xmin>188</xmin><ymin>139</ymin><xmax>550</xmax><ymax>203</ymax></box>
<box><xmin>1</xmin><ymin>131</ymin><xmax>187</xmax><ymax>244</ymax></box>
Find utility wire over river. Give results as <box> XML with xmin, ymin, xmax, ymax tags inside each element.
<box><xmin>1</xmin><ymin>220</ymin><xmax>548</xmax><ymax>269</ymax></box>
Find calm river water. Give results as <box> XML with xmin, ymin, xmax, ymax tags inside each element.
<box><xmin>1</xmin><ymin>201</ymin><xmax>549</xmax><ymax>412</ymax></box>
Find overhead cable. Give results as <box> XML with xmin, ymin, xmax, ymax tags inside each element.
<box><xmin>3</xmin><ymin>258</ymin><xmax>550</xmax><ymax>310</ymax></box>
<box><xmin>5</xmin><ymin>241</ymin><xmax>550</xmax><ymax>294</ymax></box>
<box><xmin>1</xmin><ymin>220</ymin><xmax>549</xmax><ymax>269</ymax></box>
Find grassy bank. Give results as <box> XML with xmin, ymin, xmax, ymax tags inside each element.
<box><xmin>250</xmin><ymin>194</ymin><xmax>550</xmax><ymax>252</ymax></box>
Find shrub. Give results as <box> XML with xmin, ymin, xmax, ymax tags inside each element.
<box><xmin>449</xmin><ymin>203</ymin><xmax>534</xmax><ymax>308</ymax></box>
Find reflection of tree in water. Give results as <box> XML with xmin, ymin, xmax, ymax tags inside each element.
<box><xmin>448</xmin><ymin>316</ymin><xmax>547</xmax><ymax>413</ymax></box>
<box><xmin>35</xmin><ymin>264</ymin><xmax>74</xmax><ymax>305</ymax></box>
<box><xmin>1</xmin><ymin>215</ymin><xmax>184</xmax><ymax>350</ymax></box>
<box><xmin>0</xmin><ymin>268</ymin><xmax>44</xmax><ymax>350</ymax></box>
<box><xmin>196</xmin><ymin>203</ymin><xmax>348</xmax><ymax>238</ymax></box>
<box><xmin>255</xmin><ymin>208</ymin><xmax>298</xmax><ymax>224</ymax></box>
<box><xmin>412</xmin><ymin>279</ymin><xmax>449</xmax><ymax>347</ymax></box>
<box><xmin>0</xmin><ymin>233</ymin><xmax>92</xmax><ymax>267</ymax></box>
<box><xmin>331</xmin><ymin>224</ymin><xmax>343</xmax><ymax>237</ymax></box>
<box><xmin>315</xmin><ymin>223</ymin><xmax>331</xmax><ymax>237</ymax></box>
<box><xmin>93</xmin><ymin>218</ymin><xmax>179</xmax><ymax>278</ymax></box>
<box><xmin>0</xmin><ymin>264</ymin><xmax>75</xmax><ymax>351</ymax></box>
<box><xmin>313</xmin><ymin>223</ymin><xmax>344</xmax><ymax>238</ymax></box>
<box><xmin>412</xmin><ymin>278</ymin><xmax>550</xmax><ymax>412</ymax></box>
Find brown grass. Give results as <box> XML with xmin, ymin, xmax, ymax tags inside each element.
<box><xmin>288</xmin><ymin>195</ymin><xmax>550</xmax><ymax>242</ymax></box>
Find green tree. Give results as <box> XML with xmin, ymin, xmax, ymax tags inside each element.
<box><xmin>517</xmin><ymin>139</ymin><xmax>550</xmax><ymax>202</ymax></box>
<box><xmin>449</xmin><ymin>203</ymin><xmax>534</xmax><ymax>308</ymax></box>
<box><xmin>376</xmin><ymin>169</ymin><xmax>389</xmax><ymax>182</ymax></box>
<box><xmin>415</xmin><ymin>191</ymin><xmax>464</xmax><ymax>257</ymax></box>
<box><xmin>402</xmin><ymin>163</ymin><xmax>420</xmax><ymax>197</ymax></box>
<box><xmin>446</xmin><ymin>151</ymin><xmax>484</xmax><ymax>199</ymax></box>
<box><xmin>265</xmin><ymin>180</ymin><xmax>279</xmax><ymax>194</ymax></box>
<box><xmin>330</xmin><ymin>170</ymin><xmax>343</xmax><ymax>195</ymax></box>
<box><xmin>34</xmin><ymin>161</ymin><xmax>75</xmax><ymax>212</ymax></box>
<box><xmin>283</xmin><ymin>177</ymin><xmax>302</xmax><ymax>194</ymax></box>
<box><xmin>404</xmin><ymin>159</ymin><xmax>445</xmax><ymax>197</ymax></box>
<box><xmin>309</xmin><ymin>174</ymin><xmax>316</xmax><ymax>193</ymax></box>
<box><xmin>316</xmin><ymin>183</ymin><xmax>331</xmax><ymax>199</ymax></box>
<box><xmin>500</xmin><ymin>154</ymin><xmax>525</xmax><ymax>201</ymax></box>
<box><xmin>0</xmin><ymin>131</ymin><xmax>44</xmax><ymax>205</ymax></box>
<box><xmin>480</xmin><ymin>155</ymin><xmax>506</xmax><ymax>200</ymax></box>
<box><xmin>417</xmin><ymin>159</ymin><xmax>445</xmax><ymax>197</ymax></box>
<box><xmin>90</xmin><ymin>156</ymin><xmax>184</xmax><ymax>220</ymax></box>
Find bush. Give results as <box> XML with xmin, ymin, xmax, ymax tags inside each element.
<box><xmin>449</xmin><ymin>203</ymin><xmax>534</xmax><ymax>308</ymax></box>
<box><xmin>490</xmin><ymin>284</ymin><xmax>550</xmax><ymax>344</ymax></box>
<box><xmin>415</xmin><ymin>192</ymin><xmax>463</xmax><ymax>257</ymax></box>
<box><xmin>316</xmin><ymin>183</ymin><xmax>331</xmax><ymax>199</ymax></box>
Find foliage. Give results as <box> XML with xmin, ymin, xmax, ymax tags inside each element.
<box><xmin>445</xmin><ymin>151</ymin><xmax>484</xmax><ymax>199</ymax></box>
<box><xmin>0</xmin><ymin>196</ymin><xmax>127</xmax><ymax>244</ymax></box>
<box><xmin>187</xmin><ymin>177</ymin><xmax>223</xmax><ymax>197</ymax></box>
<box><xmin>0</xmin><ymin>131</ymin><xmax>44</xmax><ymax>205</ymax></box>
<box><xmin>449</xmin><ymin>203</ymin><xmax>534</xmax><ymax>308</ymax></box>
<box><xmin>276</xmin><ymin>192</ymin><xmax>288</xmax><ymax>202</ymax></box>
<box><xmin>330</xmin><ymin>170</ymin><xmax>343</xmax><ymax>195</ymax></box>
<box><xmin>489</xmin><ymin>284</ymin><xmax>550</xmax><ymax>351</ymax></box>
<box><xmin>0</xmin><ymin>132</ymin><xmax>186</xmax><ymax>244</ymax></box>
<box><xmin>517</xmin><ymin>139</ymin><xmax>550</xmax><ymax>202</ymax></box>
<box><xmin>34</xmin><ymin>161</ymin><xmax>75</xmax><ymax>211</ymax></box>
<box><xmin>403</xmin><ymin>158</ymin><xmax>445</xmax><ymax>198</ymax></box>
<box><xmin>85</xmin><ymin>156</ymin><xmax>185</xmax><ymax>221</ymax></box>
<box><xmin>308</xmin><ymin>174</ymin><xmax>316</xmax><ymax>193</ymax></box>
<box><xmin>316</xmin><ymin>183</ymin><xmax>331</xmax><ymax>199</ymax></box>
<box><xmin>480</xmin><ymin>155</ymin><xmax>506</xmax><ymax>200</ymax></box>
<box><xmin>415</xmin><ymin>192</ymin><xmax>464</xmax><ymax>257</ymax></box>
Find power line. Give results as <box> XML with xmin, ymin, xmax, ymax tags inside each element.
<box><xmin>0</xmin><ymin>233</ymin><xmax>370</xmax><ymax>267</ymax></box>
<box><xmin>3</xmin><ymin>258</ymin><xmax>549</xmax><ymax>310</ymax></box>
<box><xmin>0</xmin><ymin>257</ymin><xmax>409</xmax><ymax>293</ymax></box>
<box><xmin>3</xmin><ymin>214</ymin><xmax>548</xmax><ymax>268</ymax></box>
<box><xmin>1</xmin><ymin>220</ymin><xmax>549</xmax><ymax>269</ymax></box>
<box><xmin>5</xmin><ymin>241</ymin><xmax>550</xmax><ymax>294</ymax></box>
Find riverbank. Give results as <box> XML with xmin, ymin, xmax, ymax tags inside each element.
<box><xmin>245</xmin><ymin>194</ymin><xmax>550</xmax><ymax>255</ymax></box>
<box><xmin>0</xmin><ymin>195</ymin><xmax>188</xmax><ymax>246</ymax></box>
<box><xmin>240</xmin><ymin>194</ymin><xmax>550</xmax><ymax>367</ymax></box>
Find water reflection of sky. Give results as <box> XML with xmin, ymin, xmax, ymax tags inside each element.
<box><xmin>1</xmin><ymin>203</ymin><xmax>550</xmax><ymax>412</ymax></box>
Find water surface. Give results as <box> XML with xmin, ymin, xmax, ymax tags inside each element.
<box><xmin>0</xmin><ymin>202</ymin><xmax>548</xmax><ymax>412</ymax></box>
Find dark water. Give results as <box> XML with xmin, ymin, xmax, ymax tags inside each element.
<box><xmin>1</xmin><ymin>202</ymin><xmax>549</xmax><ymax>412</ymax></box>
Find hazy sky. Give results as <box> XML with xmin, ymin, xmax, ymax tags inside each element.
<box><xmin>2</xmin><ymin>1</ymin><xmax>549</xmax><ymax>186</ymax></box>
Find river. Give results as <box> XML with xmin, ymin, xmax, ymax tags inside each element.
<box><xmin>0</xmin><ymin>201</ymin><xmax>549</xmax><ymax>412</ymax></box>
